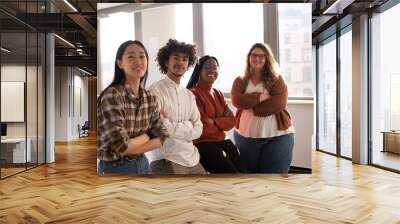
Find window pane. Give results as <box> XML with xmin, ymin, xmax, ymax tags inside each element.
<box><xmin>278</xmin><ymin>3</ymin><xmax>313</xmax><ymax>98</ymax></box>
<box><xmin>340</xmin><ymin>29</ymin><xmax>352</xmax><ymax>158</ymax></box>
<box><xmin>371</xmin><ymin>3</ymin><xmax>400</xmax><ymax>171</ymax></box>
<box><xmin>27</xmin><ymin>31</ymin><xmax>38</xmax><ymax>169</ymax></box>
<box><xmin>1</xmin><ymin>31</ymin><xmax>28</xmax><ymax>177</ymax></box>
<box><xmin>141</xmin><ymin>4</ymin><xmax>193</xmax><ymax>87</ymax></box>
<box><xmin>98</xmin><ymin>11</ymin><xmax>135</xmax><ymax>93</ymax></box>
<box><xmin>203</xmin><ymin>3</ymin><xmax>263</xmax><ymax>93</ymax></box>
<box><xmin>318</xmin><ymin>37</ymin><xmax>337</xmax><ymax>154</ymax></box>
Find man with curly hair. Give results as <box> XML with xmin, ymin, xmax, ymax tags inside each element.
<box><xmin>148</xmin><ymin>39</ymin><xmax>207</xmax><ymax>174</ymax></box>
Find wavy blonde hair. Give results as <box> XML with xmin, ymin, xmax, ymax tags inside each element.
<box><xmin>243</xmin><ymin>43</ymin><xmax>280</xmax><ymax>91</ymax></box>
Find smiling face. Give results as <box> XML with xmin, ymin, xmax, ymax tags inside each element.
<box><xmin>166</xmin><ymin>52</ymin><xmax>189</xmax><ymax>78</ymax></box>
<box><xmin>199</xmin><ymin>58</ymin><xmax>219</xmax><ymax>85</ymax></box>
<box><xmin>249</xmin><ymin>47</ymin><xmax>267</xmax><ymax>71</ymax></box>
<box><xmin>117</xmin><ymin>43</ymin><xmax>147</xmax><ymax>80</ymax></box>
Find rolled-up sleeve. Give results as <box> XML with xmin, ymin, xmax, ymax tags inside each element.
<box><xmin>147</xmin><ymin>95</ymin><xmax>169</xmax><ymax>144</ymax></box>
<box><xmin>188</xmin><ymin>92</ymin><xmax>203</xmax><ymax>140</ymax></box>
<box><xmin>98</xmin><ymin>89</ymin><xmax>129</xmax><ymax>158</ymax></box>
<box><xmin>231</xmin><ymin>77</ymin><xmax>260</xmax><ymax>110</ymax></box>
<box><xmin>253</xmin><ymin>75</ymin><xmax>288</xmax><ymax>117</ymax></box>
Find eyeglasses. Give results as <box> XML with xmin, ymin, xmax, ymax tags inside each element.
<box><xmin>250</xmin><ymin>53</ymin><xmax>266</xmax><ymax>60</ymax></box>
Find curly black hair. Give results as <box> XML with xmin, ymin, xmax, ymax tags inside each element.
<box><xmin>156</xmin><ymin>39</ymin><xmax>197</xmax><ymax>74</ymax></box>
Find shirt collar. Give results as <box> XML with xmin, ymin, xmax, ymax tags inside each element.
<box><xmin>124</xmin><ymin>82</ymin><xmax>143</xmax><ymax>100</ymax></box>
<box><xmin>164</xmin><ymin>76</ymin><xmax>180</xmax><ymax>88</ymax></box>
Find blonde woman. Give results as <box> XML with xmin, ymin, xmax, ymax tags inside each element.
<box><xmin>231</xmin><ymin>43</ymin><xmax>295</xmax><ymax>174</ymax></box>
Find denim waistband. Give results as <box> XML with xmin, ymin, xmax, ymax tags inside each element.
<box><xmin>101</xmin><ymin>154</ymin><xmax>144</xmax><ymax>165</ymax></box>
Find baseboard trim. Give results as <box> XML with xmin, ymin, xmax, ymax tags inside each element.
<box><xmin>289</xmin><ymin>166</ymin><xmax>312</xmax><ymax>174</ymax></box>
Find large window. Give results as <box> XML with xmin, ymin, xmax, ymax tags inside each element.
<box><xmin>278</xmin><ymin>3</ymin><xmax>313</xmax><ymax>98</ymax></box>
<box><xmin>316</xmin><ymin>27</ymin><xmax>353</xmax><ymax>160</ymax></box>
<box><xmin>98</xmin><ymin>3</ymin><xmax>312</xmax><ymax>97</ymax></box>
<box><xmin>339</xmin><ymin>28</ymin><xmax>352</xmax><ymax>158</ymax></box>
<box><xmin>138</xmin><ymin>4</ymin><xmax>194</xmax><ymax>163</ymax></box>
<box><xmin>317</xmin><ymin>36</ymin><xmax>337</xmax><ymax>155</ymax></box>
<box><xmin>141</xmin><ymin>3</ymin><xmax>193</xmax><ymax>87</ymax></box>
<box><xmin>371</xmin><ymin>3</ymin><xmax>400</xmax><ymax>171</ymax></box>
<box><xmin>98</xmin><ymin>11</ymin><xmax>135</xmax><ymax>93</ymax></box>
<box><xmin>203</xmin><ymin>3</ymin><xmax>263</xmax><ymax>93</ymax></box>
<box><xmin>98</xmin><ymin>4</ymin><xmax>193</xmax><ymax>90</ymax></box>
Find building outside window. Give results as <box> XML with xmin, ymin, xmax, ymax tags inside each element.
<box><xmin>278</xmin><ymin>3</ymin><xmax>313</xmax><ymax>98</ymax></box>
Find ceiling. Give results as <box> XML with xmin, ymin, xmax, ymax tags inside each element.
<box><xmin>97</xmin><ymin>3</ymin><xmax>128</xmax><ymax>10</ymax></box>
<box><xmin>310</xmin><ymin>0</ymin><xmax>389</xmax><ymax>43</ymax></box>
<box><xmin>0</xmin><ymin>0</ymin><xmax>394</xmax><ymax>76</ymax></box>
<box><xmin>0</xmin><ymin>0</ymin><xmax>97</xmax><ymax>74</ymax></box>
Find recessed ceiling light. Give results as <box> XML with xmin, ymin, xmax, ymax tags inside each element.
<box><xmin>78</xmin><ymin>67</ymin><xmax>93</xmax><ymax>76</ymax></box>
<box><xmin>54</xmin><ymin>34</ymin><xmax>75</xmax><ymax>48</ymax></box>
<box><xmin>1</xmin><ymin>47</ymin><xmax>11</xmax><ymax>53</ymax></box>
<box><xmin>63</xmin><ymin>0</ymin><xmax>78</xmax><ymax>12</ymax></box>
<box><xmin>322</xmin><ymin>0</ymin><xmax>354</xmax><ymax>15</ymax></box>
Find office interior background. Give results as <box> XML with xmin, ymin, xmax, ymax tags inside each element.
<box><xmin>0</xmin><ymin>0</ymin><xmax>400</xmax><ymax>222</ymax></box>
<box><xmin>0</xmin><ymin>0</ymin><xmax>97</xmax><ymax>179</ymax></box>
<box><xmin>1</xmin><ymin>1</ymin><xmax>399</xmax><ymax>178</ymax></box>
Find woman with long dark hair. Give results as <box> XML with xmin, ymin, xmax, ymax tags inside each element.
<box><xmin>187</xmin><ymin>55</ymin><xmax>244</xmax><ymax>173</ymax></box>
<box><xmin>231</xmin><ymin>43</ymin><xmax>295</xmax><ymax>174</ymax></box>
<box><xmin>97</xmin><ymin>40</ymin><xmax>167</xmax><ymax>174</ymax></box>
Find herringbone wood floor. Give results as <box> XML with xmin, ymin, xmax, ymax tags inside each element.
<box><xmin>1</xmin><ymin>135</ymin><xmax>400</xmax><ymax>223</ymax></box>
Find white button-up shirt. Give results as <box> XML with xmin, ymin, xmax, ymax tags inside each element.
<box><xmin>148</xmin><ymin>76</ymin><xmax>203</xmax><ymax>167</ymax></box>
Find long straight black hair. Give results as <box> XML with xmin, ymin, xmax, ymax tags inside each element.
<box><xmin>98</xmin><ymin>40</ymin><xmax>149</xmax><ymax>104</ymax></box>
<box><xmin>186</xmin><ymin>55</ymin><xmax>219</xmax><ymax>89</ymax></box>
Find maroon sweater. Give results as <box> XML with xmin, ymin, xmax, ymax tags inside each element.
<box><xmin>190</xmin><ymin>82</ymin><xmax>235</xmax><ymax>144</ymax></box>
<box><xmin>230</xmin><ymin>75</ymin><xmax>292</xmax><ymax>131</ymax></box>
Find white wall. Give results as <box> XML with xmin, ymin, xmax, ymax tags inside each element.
<box><xmin>141</xmin><ymin>5</ymin><xmax>177</xmax><ymax>87</ymax></box>
<box><xmin>98</xmin><ymin>10</ymin><xmax>135</xmax><ymax>94</ymax></box>
<box><xmin>287</xmin><ymin>101</ymin><xmax>313</xmax><ymax>169</ymax></box>
<box><xmin>1</xmin><ymin>64</ymin><xmax>46</xmax><ymax>163</ymax></box>
<box><xmin>55</xmin><ymin>67</ymin><xmax>89</xmax><ymax>141</ymax></box>
<box><xmin>1</xmin><ymin>65</ymin><xmax>26</xmax><ymax>148</ymax></box>
<box><xmin>72</xmin><ymin>74</ymin><xmax>89</xmax><ymax>138</ymax></box>
<box><xmin>55</xmin><ymin>66</ymin><xmax>69</xmax><ymax>141</ymax></box>
<box><xmin>1</xmin><ymin>65</ymin><xmax>31</xmax><ymax>138</ymax></box>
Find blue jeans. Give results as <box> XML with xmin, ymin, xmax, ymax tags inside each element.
<box><xmin>233</xmin><ymin>131</ymin><xmax>294</xmax><ymax>173</ymax></box>
<box><xmin>98</xmin><ymin>155</ymin><xmax>150</xmax><ymax>175</ymax></box>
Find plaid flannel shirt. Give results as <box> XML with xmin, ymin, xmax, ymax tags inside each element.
<box><xmin>97</xmin><ymin>83</ymin><xmax>167</xmax><ymax>161</ymax></box>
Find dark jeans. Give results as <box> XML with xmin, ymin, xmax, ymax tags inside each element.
<box><xmin>98</xmin><ymin>154</ymin><xmax>149</xmax><ymax>174</ymax></box>
<box><xmin>233</xmin><ymin>131</ymin><xmax>294</xmax><ymax>173</ymax></box>
<box><xmin>195</xmin><ymin>139</ymin><xmax>245</xmax><ymax>173</ymax></box>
